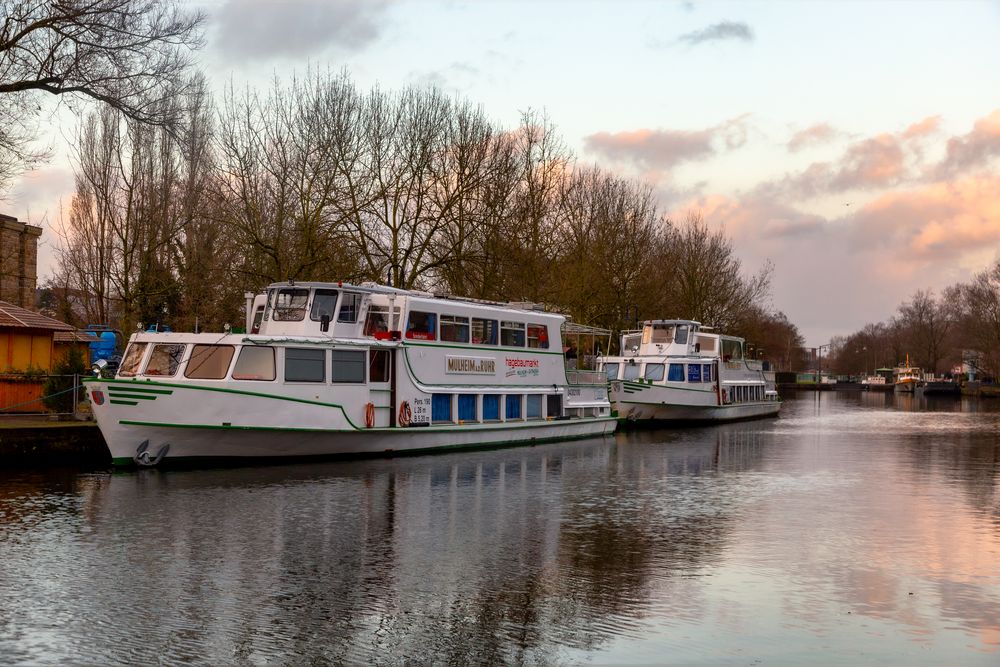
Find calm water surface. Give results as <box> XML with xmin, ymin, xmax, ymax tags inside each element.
<box><xmin>1</xmin><ymin>392</ymin><xmax>998</xmax><ymax>665</ymax></box>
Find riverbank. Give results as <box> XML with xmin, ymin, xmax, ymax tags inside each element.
<box><xmin>0</xmin><ymin>418</ymin><xmax>110</xmax><ymax>465</ymax></box>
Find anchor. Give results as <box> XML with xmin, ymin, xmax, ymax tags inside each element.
<box><xmin>134</xmin><ymin>440</ymin><xmax>170</xmax><ymax>467</ymax></box>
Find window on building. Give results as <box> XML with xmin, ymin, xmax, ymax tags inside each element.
<box><xmin>331</xmin><ymin>349</ymin><xmax>365</xmax><ymax>383</ymax></box>
<box><xmin>471</xmin><ymin>318</ymin><xmax>498</xmax><ymax>345</ymax></box>
<box><xmin>668</xmin><ymin>363</ymin><xmax>684</xmax><ymax>382</ymax></box>
<box><xmin>505</xmin><ymin>394</ymin><xmax>522</xmax><ymax>419</ymax></box>
<box><xmin>500</xmin><ymin>321</ymin><xmax>525</xmax><ymax>347</ymax></box>
<box><xmin>337</xmin><ymin>292</ymin><xmax>362</xmax><ymax>323</ymax></box>
<box><xmin>623</xmin><ymin>363</ymin><xmax>641</xmax><ymax>381</ymax></box>
<box><xmin>185</xmin><ymin>345</ymin><xmax>235</xmax><ymax>380</ymax></box>
<box><xmin>687</xmin><ymin>364</ymin><xmax>702</xmax><ymax>382</ymax></box>
<box><xmin>272</xmin><ymin>288</ymin><xmax>309</xmax><ymax>321</ymax></box>
<box><xmin>483</xmin><ymin>394</ymin><xmax>501</xmax><ymax>421</ymax></box>
<box><xmin>440</xmin><ymin>315</ymin><xmax>470</xmax><ymax>343</ymax></box>
<box><xmin>432</xmin><ymin>394</ymin><xmax>452</xmax><ymax>423</ymax></box>
<box><xmin>118</xmin><ymin>342</ymin><xmax>148</xmax><ymax>377</ymax></box>
<box><xmin>603</xmin><ymin>362</ymin><xmax>620</xmax><ymax>380</ymax></box>
<box><xmin>285</xmin><ymin>348</ymin><xmax>325</xmax><ymax>382</ymax></box>
<box><xmin>526</xmin><ymin>394</ymin><xmax>542</xmax><ymax>419</ymax></box>
<box><xmin>369</xmin><ymin>349</ymin><xmax>390</xmax><ymax>383</ymax></box>
<box><xmin>143</xmin><ymin>344</ymin><xmax>185</xmax><ymax>377</ymax></box>
<box><xmin>527</xmin><ymin>324</ymin><xmax>549</xmax><ymax>349</ymax></box>
<box><xmin>310</xmin><ymin>289</ymin><xmax>339</xmax><ymax>322</ymax></box>
<box><xmin>457</xmin><ymin>394</ymin><xmax>477</xmax><ymax>421</ymax></box>
<box><xmin>644</xmin><ymin>363</ymin><xmax>665</xmax><ymax>382</ymax></box>
<box><xmin>232</xmin><ymin>346</ymin><xmax>276</xmax><ymax>381</ymax></box>
<box><xmin>405</xmin><ymin>311</ymin><xmax>436</xmax><ymax>340</ymax></box>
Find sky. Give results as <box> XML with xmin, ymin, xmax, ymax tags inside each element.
<box><xmin>5</xmin><ymin>0</ymin><xmax>1000</xmax><ymax>345</ymax></box>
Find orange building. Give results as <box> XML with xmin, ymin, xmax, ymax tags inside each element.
<box><xmin>0</xmin><ymin>300</ymin><xmax>75</xmax><ymax>372</ymax></box>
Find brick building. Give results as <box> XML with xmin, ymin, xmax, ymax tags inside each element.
<box><xmin>0</xmin><ymin>213</ymin><xmax>42</xmax><ymax>309</ymax></box>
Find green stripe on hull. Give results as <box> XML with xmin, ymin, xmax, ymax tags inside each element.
<box><xmin>107</xmin><ymin>392</ymin><xmax>158</xmax><ymax>400</ymax></box>
<box><xmin>110</xmin><ymin>399</ymin><xmax>138</xmax><ymax>406</ymax></box>
<box><xmin>118</xmin><ymin>416</ymin><xmax>615</xmax><ymax>434</ymax></box>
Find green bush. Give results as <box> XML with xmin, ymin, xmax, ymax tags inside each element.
<box><xmin>42</xmin><ymin>346</ymin><xmax>89</xmax><ymax>413</ymax></box>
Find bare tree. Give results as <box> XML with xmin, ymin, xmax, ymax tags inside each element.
<box><xmin>897</xmin><ymin>289</ymin><xmax>950</xmax><ymax>373</ymax></box>
<box><xmin>0</xmin><ymin>0</ymin><xmax>205</xmax><ymax>190</ymax></box>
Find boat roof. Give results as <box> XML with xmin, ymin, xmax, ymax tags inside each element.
<box><xmin>642</xmin><ymin>319</ymin><xmax>702</xmax><ymax>327</ymax></box>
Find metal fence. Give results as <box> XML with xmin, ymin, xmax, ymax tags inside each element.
<box><xmin>0</xmin><ymin>374</ymin><xmax>87</xmax><ymax>417</ymax></box>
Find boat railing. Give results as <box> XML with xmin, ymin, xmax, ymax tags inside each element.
<box><xmin>566</xmin><ymin>369</ymin><xmax>606</xmax><ymax>385</ymax></box>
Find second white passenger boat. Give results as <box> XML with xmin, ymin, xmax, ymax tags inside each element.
<box><xmin>599</xmin><ymin>320</ymin><xmax>781</xmax><ymax>424</ymax></box>
<box><xmin>86</xmin><ymin>282</ymin><xmax>615</xmax><ymax>466</ymax></box>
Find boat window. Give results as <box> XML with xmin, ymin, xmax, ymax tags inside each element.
<box><xmin>644</xmin><ymin>363</ymin><xmax>665</xmax><ymax>382</ymax></box>
<box><xmin>471</xmin><ymin>318</ymin><xmax>498</xmax><ymax>345</ymax></box>
<box><xmin>696</xmin><ymin>335</ymin><xmax>716</xmax><ymax>352</ymax></box>
<box><xmin>285</xmin><ymin>348</ymin><xmax>325</xmax><ymax>382</ymax></box>
<box><xmin>675</xmin><ymin>325</ymin><xmax>689</xmax><ymax>345</ymax></box>
<box><xmin>505</xmin><ymin>394</ymin><xmax>522</xmax><ymax>420</ymax></box>
<box><xmin>232</xmin><ymin>346</ymin><xmax>276</xmax><ymax>381</ymax></box>
<box><xmin>668</xmin><ymin>363</ymin><xmax>684</xmax><ymax>382</ymax></box>
<box><xmin>703</xmin><ymin>364</ymin><xmax>713</xmax><ymax>382</ymax></box>
<box><xmin>369</xmin><ymin>349</ymin><xmax>390</xmax><ymax>383</ymax></box>
<box><xmin>546</xmin><ymin>394</ymin><xmax>562</xmax><ymax>418</ymax></box>
<box><xmin>527</xmin><ymin>324</ymin><xmax>549</xmax><ymax>349</ymax></box>
<box><xmin>623</xmin><ymin>362</ymin><xmax>641</xmax><ymax>381</ymax></box>
<box><xmin>722</xmin><ymin>339</ymin><xmax>743</xmax><ymax>361</ymax></box>
<box><xmin>432</xmin><ymin>394</ymin><xmax>452</xmax><ymax>423</ymax></box>
<box><xmin>458</xmin><ymin>394</ymin><xmax>477</xmax><ymax>421</ymax></box>
<box><xmin>364</xmin><ymin>306</ymin><xmax>400</xmax><ymax>337</ymax></box>
<box><xmin>143</xmin><ymin>343</ymin><xmax>186</xmax><ymax>377</ymax></box>
<box><xmin>602</xmin><ymin>362</ymin><xmax>620</xmax><ymax>380</ymax></box>
<box><xmin>687</xmin><ymin>364</ymin><xmax>702</xmax><ymax>382</ymax></box>
<box><xmin>526</xmin><ymin>395</ymin><xmax>543</xmax><ymax>419</ymax></box>
<box><xmin>440</xmin><ymin>315</ymin><xmax>470</xmax><ymax>343</ymax></box>
<box><xmin>337</xmin><ymin>292</ymin><xmax>362</xmax><ymax>323</ymax></box>
<box><xmin>331</xmin><ymin>349</ymin><xmax>365</xmax><ymax>383</ymax></box>
<box><xmin>651</xmin><ymin>325</ymin><xmax>674</xmax><ymax>344</ymax></box>
<box><xmin>501</xmin><ymin>321</ymin><xmax>525</xmax><ymax>347</ymax></box>
<box><xmin>251</xmin><ymin>305</ymin><xmax>265</xmax><ymax>334</ymax></box>
<box><xmin>405</xmin><ymin>311</ymin><xmax>436</xmax><ymax>340</ymax></box>
<box><xmin>185</xmin><ymin>345</ymin><xmax>236</xmax><ymax>380</ymax></box>
<box><xmin>273</xmin><ymin>288</ymin><xmax>309</xmax><ymax>322</ymax></box>
<box><xmin>483</xmin><ymin>394</ymin><xmax>501</xmax><ymax>421</ymax></box>
<box><xmin>118</xmin><ymin>342</ymin><xmax>148</xmax><ymax>377</ymax></box>
<box><xmin>621</xmin><ymin>332</ymin><xmax>641</xmax><ymax>352</ymax></box>
<box><xmin>310</xmin><ymin>289</ymin><xmax>339</xmax><ymax>321</ymax></box>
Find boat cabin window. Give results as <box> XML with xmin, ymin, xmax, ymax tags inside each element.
<box><xmin>472</xmin><ymin>318</ymin><xmax>498</xmax><ymax>345</ymax></box>
<box><xmin>331</xmin><ymin>349</ymin><xmax>365</xmax><ymax>383</ymax></box>
<box><xmin>232</xmin><ymin>346</ymin><xmax>276</xmax><ymax>381</ymax></box>
<box><xmin>675</xmin><ymin>325</ymin><xmax>690</xmax><ymax>345</ymax></box>
<box><xmin>501</xmin><ymin>321</ymin><xmax>526</xmax><ymax>347</ymax></box>
<box><xmin>547</xmin><ymin>394</ymin><xmax>562</xmax><ymax>418</ymax></box>
<box><xmin>623</xmin><ymin>362</ymin><xmax>641</xmax><ymax>381</ymax></box>
<box><xmin>432</xmin><ymin>394</ymin><xmax>452</xmax><ymax>423</ymax></box>
<box><xmin>272</xmin><ymin>288</ymin><xmax>309</xmax><ymax>322</ymax></box>
<box><xmin>369</xmin><ymin>349</ymin><xmax>390</xmax><ymax>382</ymax></box>
<box><xmin>527</xmin><ymin>324</ymin><xmax>549</xmax><ymax>349</ymax></box>
<box><xmin>251</xmin><ymin>305</ymin><xmax>265</xmax><ymax>334</ymax></box>
<box><xmin>483</xmin><ymin>395</ymin><xmax>501</xmax><ymax>421</ymax></box>
<box><xmin>526</xmin><ymin>395</ymin><xmax>542</xmax><ymax>419</ymax></box>
<box><xmin>285</xmin><ymin>348</ymin><xmax>325</xmax><ymax>383</ymax></box>
<box><xmin>337</xmin><ymin>292</ymin><xmax>362</xmax><ymax>323</ymax></box>
<box><xmin>621</xmin><ymin>332</ymin><xmax>641</xmax><ymax>352</ymax></box>
<box><xmin>440</xmin><ymin>314</ymin><xmax>471</xmax><ymax>343</ymax></box>
<box><xmin>118</xmin><ymin>342</ymin><xmax>148</xmax><ymax>377</ymax></box>
<box><xmin>644</xmin><ymin>324</ymin><xmax>674</xmax><ymax>345</ymax></box>
<box><xmin>668</xmin><ymin>363</ymin><xmax>684</xmax><ymax>382</ymax></box>
<box><xmin>406</xmin><ymin>311</ymin><xmax>436</xmax><ymax>340</ymax></box>
<box><xmin>364</xmin><ymin>306</ymin><xmax>400</xmax><ymax>337</ymax></box>
<box><xmin>696</xmin><ymin>335</ymin><xmax>716</xmax><ymax>352</ymax></box>
<box><xmin>687</xmin><ymin>364</ymin><xmax>702</xmax><ymax>382</ymax></box>
<box><xmin>143</xmin><ymin>343</ymin><xmax>186</xmax><ymax>377</ymax></box>
<box><xmin>185</xmin><ymin>345</ymin><xmax>236</xmax><ymax>380</ymax></box>
<box><xmin>458</xmin><ymin>394</ymin><xmax>476</xmax><ymax>421</ymax></box>
<box><xmin>703</xmin><ymin>364</ymin><xmax>713</xmax><ymax>382</ymax></box>
<box><xmin>722</xmin><ymin>339</ymin><xmax>743</xmax><ymax>361</ymax></box>
<box><xmin>505</xmin><ymin>394</ymin><xmax>522</xmax><ymax>419</ymax></box>
<box><xmin>644</xmin><ymin>363</ymin><xmax>665</xmax><ymax>382</ymax></box>
<box><xmin>310</xmin><ymin>289</ymin><xmax>338</xmax><ymax>322</ymax></box>
<box><xmin>602</xmin><ymin>362</ymin><xmax>620</xmax><ymax>380</ymax></box>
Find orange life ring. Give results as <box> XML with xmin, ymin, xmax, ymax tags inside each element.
<box><xmin>365</xmin><ymin>402</ymin><xmax>375</xmax><ymax>428</ymax></box>
<box><xmin>398</xmin><ymin>401</ymin><xmax>412</xmax><ymax>427</ymax></box>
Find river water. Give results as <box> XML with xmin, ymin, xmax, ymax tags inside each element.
<box><xmin>1</xmin><ymin>392</ymin><xmax>998</xmax><ymax>665</ymax></box>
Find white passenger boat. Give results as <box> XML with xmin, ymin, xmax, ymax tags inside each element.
<box><xmin>598</xmin><ymin>320</ymin><xmax>781</xmax><ymax>424</ymax></box>
<box><xmin>85</xmin><ymin>282</ymin><xmax>615</xmax><ymax>466</ymax></box>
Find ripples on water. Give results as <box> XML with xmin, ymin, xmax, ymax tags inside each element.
<box><xmin>0</xmin><ymin>392</ymin><xmax>998</xmax><ymax>665</ymax></box>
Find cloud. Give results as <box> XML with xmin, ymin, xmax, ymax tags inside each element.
<box><xmin>935</xmin><ymin>109</ymin><xmax>1000</xmax><ymax>177</ymax></box>
<box><xmin>676</xmin><ymin>21</ymin><xmax>754</xmax><ymax>46</ymax></box>
<box><xmin>213</xmin><ymin>0</ymin><xmax>392</xmax><ymax>61</ymax></box>
<box><xmin>583</xmin><ymin>116</ymin><xmax>749</xmax><ymax>172</ymax></box>
<box><xmin>787</xmin><ymin>123</ymin><xmax>840</xmax><ymax>152</ymax></box>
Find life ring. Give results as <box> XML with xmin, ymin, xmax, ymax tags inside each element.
<box><xmin>398</xmin><ymin>401</ymin><xmax>412</xmax><ymax>427</ymax></box>
<box><xmin>365</xmin><ymin>402</ymin><xmax>375</xmax><ymax>428</ymax></box>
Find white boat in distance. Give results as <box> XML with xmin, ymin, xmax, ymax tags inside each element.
<box><xmin>599</xmin><ymin>320</ymin><xmax>781</xmax><ymax>424</ymax></box>
<box><xmin>894</xmin><ymin>356</ymin><xmax>921</xmax><ymax>394</ymax></box>
<box><xmin>86</xmin><ymin>282</ymin><xmax>615</xmax><ymax>466</ymax></box>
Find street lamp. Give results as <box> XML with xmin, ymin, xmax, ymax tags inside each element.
<box><xmin>817</xmin><ymin>343</ymin><xmax>830</xmax><ymax>385</ymax></box>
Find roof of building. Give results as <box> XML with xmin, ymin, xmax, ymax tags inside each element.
<box><xmin>0</xmin><ymin>301</ymin><xmax>75</xmax><ymax>331</ymax></box>
<box><xmin>53</xmin><ymin>330</ymin><xmax>101</xmax><ymax>343</ymax></box>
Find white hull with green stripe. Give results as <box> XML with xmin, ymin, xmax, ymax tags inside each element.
<box><xmin>600</xmin><ymin>319</ymin><xmax>781</xmax><ymax>425</ymax></box>
<box><xmin>88</xmin><ymin>282</ymin><xmax>615</xmax><ymax>466</ymax></box>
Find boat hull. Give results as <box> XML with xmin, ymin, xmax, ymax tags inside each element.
<box><xmin>894</xmin><ymin>380</ymin><xmax>919</xmax><ymax>394</ymax></box>
<box><xmin>615</xmin><ymin>399</ymin><xmax>780</xmax><ymax>425</ymax></box>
